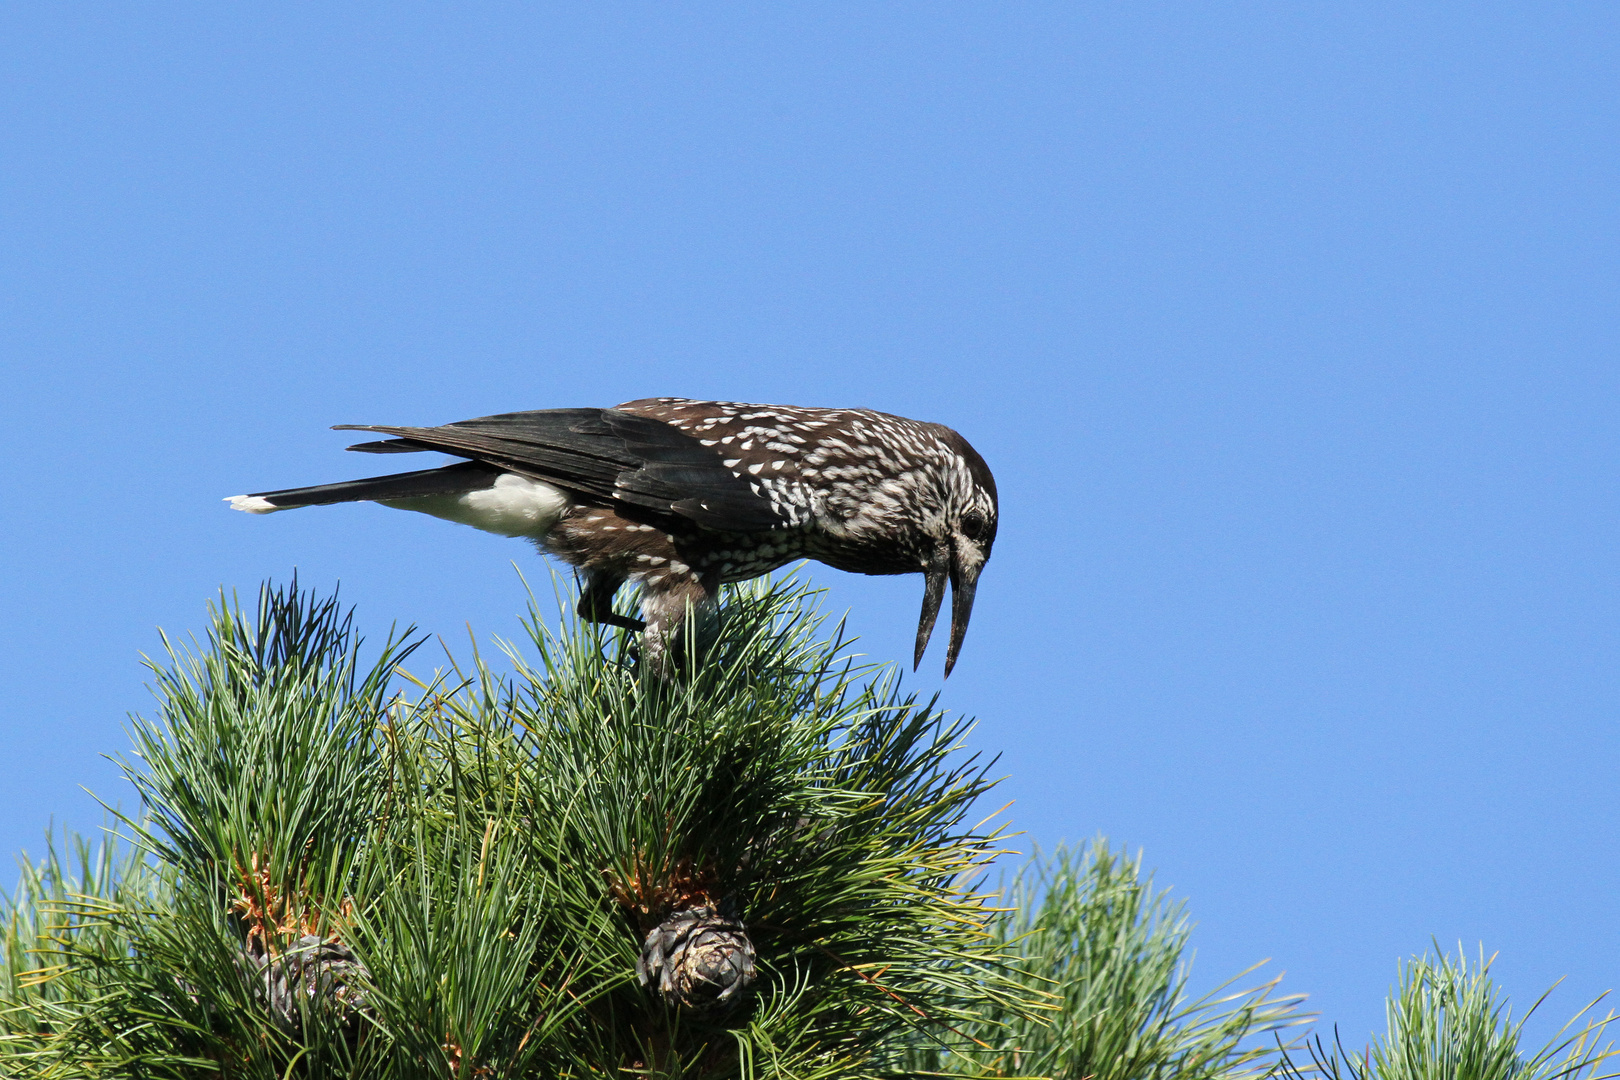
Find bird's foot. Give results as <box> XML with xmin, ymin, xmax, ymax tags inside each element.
<box><xmin>594</xmin><ymin>612</ymin><xmax>646</xmax><ymax>632</ymax></box>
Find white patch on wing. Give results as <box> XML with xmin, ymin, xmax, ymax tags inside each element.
<box><xmin>381</xmin><ymin>473</ymin><xmax>571</xmax><ymax>538</ymax></box>
<box><xmin>226</xmin><ymin>495</ymin><xmax>282</xmax><ymax>514</ymax></box>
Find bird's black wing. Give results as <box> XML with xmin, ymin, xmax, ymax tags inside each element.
<box><xmin>594</xmin><ymin>411</ymin><xmax>787</xmax><ymax>530</ymax></box>
<box><xmin>337</xmin><ymin>408</ymin><xmax>786</xmax><ymax>530</ymax></box>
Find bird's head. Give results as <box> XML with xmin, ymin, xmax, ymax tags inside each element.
<box><xmin>914</xmin><ymin>429</ymin><xmax>998</xmax><ymax>678</ymax></box>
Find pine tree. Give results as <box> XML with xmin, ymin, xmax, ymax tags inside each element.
<box><xmin>17</xmin><ymin>573</ymin><xmax>1500</xmax><ymax>1080</ymax></box>
<box><xmin>0</xmin><ymin>576</ymin><xmax>1028</xmax><ymax>1078</ymax></box>
<box><xmin>894</xmin><ymin>840</ymin><xmax>1306</xmax><ymax>1080</ymax></box>
<box><xmin>1278</xmin><ymin>946</ymin><xmax>1617</xmax><ymax>1080</ymax></box>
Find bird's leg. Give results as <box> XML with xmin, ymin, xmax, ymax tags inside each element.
<box><xmin>638</xmin><ymin>573</ymin><xmax>719</xmax><ymax>678</ymax></box>
<box><xmin>576</xmin><ymin>571</ymin><xmax>646</xmax><ymax>631</ymax></box>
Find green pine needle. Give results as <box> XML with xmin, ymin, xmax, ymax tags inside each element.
<box><xmin>1279</xmin><ymin>945</ymin><xmax>1618</xmax><ymax>1080</ymax></box>
<box><xmin>5</xmin><ymin>576</ymin><xmax>1600</xmax><ymax>1080</ymax></box>
<box><xmin>0</xmin><ymin>573</ymin><xmax>1030</xmax><ymax>1079</ymax></box>
<box><xmin>894</xmin><ymin>838</ymin><xmax>1309</xmax><ymax>1080</ymax></box>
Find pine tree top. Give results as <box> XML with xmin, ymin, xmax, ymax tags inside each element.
<box><xmin>2</xmin><ymin>574</ymin><xmax>1025</xmax><ymax>1079</ymax></box>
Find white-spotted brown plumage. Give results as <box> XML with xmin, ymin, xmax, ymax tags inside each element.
<box><xmin>225</xmin><ymin>398</ymin><xmax>997</xmax><ymax>675</ymax></box>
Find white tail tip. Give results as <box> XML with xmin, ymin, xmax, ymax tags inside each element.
<box><xmin>226</xmin><ymin>495</ymin><xmax>281</xmax><ymax>514</ymax></box>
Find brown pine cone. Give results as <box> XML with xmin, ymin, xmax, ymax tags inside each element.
<box><xmin>243</xmin><ymin>934</ymin><xmax>370</xmax><ymax>1029</ymax></box>
<box><xmin>636</xmin><ymin>905</ymin><xmax>757</xmax><ymax>1013</ymax></box>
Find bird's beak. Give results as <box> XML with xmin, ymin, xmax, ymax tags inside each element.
<box><xmin>914</xmin><ymin>547</ymin><xmax>950</xmax><ymax>672</ymax></box>
<box><xmin>914</xmin><ymin>542</ymin><xmax>983</xmax><ymax>678</ymax></box>
<box><xmin>944</xmin><ymin>552</ymin><xmax>981</xmax><ymax>679</ymax></box>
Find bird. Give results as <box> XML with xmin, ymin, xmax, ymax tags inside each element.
<box><xmin>226</xmin><ymin>397</ymin><xmax>998</xmax><ymax>675</ymax></box>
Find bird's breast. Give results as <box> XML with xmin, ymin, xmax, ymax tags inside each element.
<box><xmin>802</xmin><ymin>532</ymin><xmax>925</xmax><ymax>577</ymax></box>
<box><xmin>682</xmin><ymin>528</ymin><xmax>814</xmax><ymax>583</ymax></box>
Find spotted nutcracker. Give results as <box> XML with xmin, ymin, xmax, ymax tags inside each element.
<box><xmin>226</xmin><ymin>398</ymin><xmax>998</xmax><ymax>675</ymax></box>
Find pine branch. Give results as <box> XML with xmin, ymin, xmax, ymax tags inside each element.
<box><xmin>893</xmin><ymin>839</ymin><xmax>1310</xmax><ymax>1080</ymax></box>
<box><xmin>3</xmin><ymin>573</ymin><xmax>1029</xmax><ymax>1079</ymax></box>
<box><xmin>1278</xmin><ymin>945</ymin><xmax>1618</xmax><ymax>1080</ymax></box>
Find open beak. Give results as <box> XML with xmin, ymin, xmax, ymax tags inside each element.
<box><xmin>914</xmin><ymin>543</ymin><xmax>982</xmax><ymax>678</ymax></box>
<box><xmin>913</xmin><ymin>547</ymin><xmax>949</xmax><ymax>672</ymax></box>
<box><xmin>943</xmin><ymin>555</ymin><xmax>980</xmax><ymax>678</ymax></box>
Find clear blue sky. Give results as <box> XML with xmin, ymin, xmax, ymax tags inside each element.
<box><xmin>3</xmin><ymin>3</ymin><xmax>1616</xmax><ymax>1046</ymax></box>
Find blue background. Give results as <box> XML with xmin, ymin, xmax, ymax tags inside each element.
<box><xmin>3</xmin><ymin>3</ymin><xmax>1616</xmax><ymax>1046</ymax></box>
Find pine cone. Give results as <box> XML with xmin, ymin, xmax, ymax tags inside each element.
<box><xmin>244</xmin><ymin>934</ymin><xmax>370</xmax><ymax>1028</ymax></box>
<box><xmin>636</xmin><ymin>906</ymin><xmax>757</xmax><ymax>1013</ymax></box>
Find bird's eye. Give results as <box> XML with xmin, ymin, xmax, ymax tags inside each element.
<box><xmin>960</xmin><ymin>508</ymin><xmax>989</xmax><ymax>541</ymax></box>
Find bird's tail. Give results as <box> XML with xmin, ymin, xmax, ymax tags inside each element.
<box><xmin>226</xmin><ymin>461</ymin><xmax>501</xmax><ymax>514</ymax></box>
